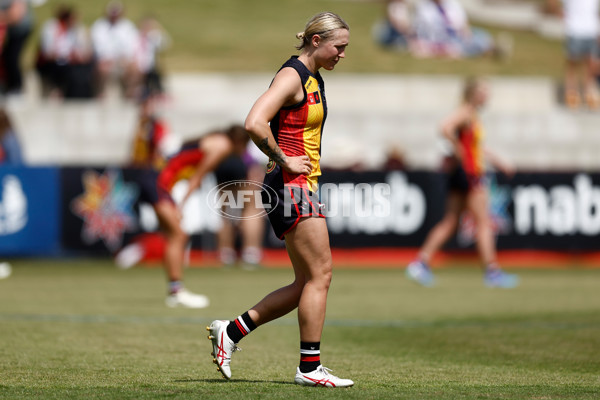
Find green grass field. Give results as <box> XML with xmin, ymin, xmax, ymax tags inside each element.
<box><xmin>0</xmin><ymin>260</ymin><xmax>599</xmax><ymax>399</ymax></box>
<box><xmin>25</xmin><ymin>0</ymin><xmax>564</xmax><ymax>77</ymax></box>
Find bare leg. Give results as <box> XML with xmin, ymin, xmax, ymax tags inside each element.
<box><xmin>466</xmin><ymin>185</ymin><xmax>519</xmax><ymax>287</ymax></box>
<box><xmin>419</xmin><ymin>191</ymin><xmax>465</xmax><ymax>263</ymax></box>
<box><xmin>241</xmin><ymin>208</ymin><xmax>265</xmax><ymax>250</ymax></box>
<box><xmin>466</xmin><ymin>186</ymin><xmax>496</xmax><ymax>266</ymax></box>
<box><xmin>564</xmin><ymin>59</ymin><xmax>581</xmax><ymax>108</ymax></box>
<box><xmin>95</xmin><ymin>60</ymin><xmax>112</xmax><ymax>98</ymax></box>
<box><xmin>248</xmin><ymin>218</ymin><xmax>331</xmax><ymax>342</ymax></box>
<box><xmin>154</xmin><ymin>200</ymin><xmax>188</xmax><ymax>282</ymax></box>
<box><xmin>584</xmin><ymin>55</ymin><xmax>599</xmax><ymax>108</ymax></box>
<box><xmin>241</xmin><ymin>165</ymin><xmax>265</xmax><ymax>264</ymax></box>
<box><xmin>217</xmin><ymin>217</ymin><xmax>237</xmax><ymax>265</ymax></box>
<box><xmin>217</xmin><ymin>218</ymin><xmax>235</xmax><ymax>249</ymax></box>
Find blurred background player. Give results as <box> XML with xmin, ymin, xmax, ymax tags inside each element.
<box><xmin>115</xmin><ymin>94</ymin><xmax>252</xmax><ymax>307</ymax></box>
<box><xmin>155</xmin><ymin>125</ymin><xmax>249</xmax><ymax>308</ymax></box>
<box><xmin>214</xmin><ymin>144</ymin><xmax>266</xmax><ymax>269</ymax></box>
<box><xmin>207</xmin><ymin>12</ymin><xmax>353</xmax><ymax>387</ymax></box>
<box><xmin>114</xmin><ymin>91</ymin><xmax>176</xmax><ymax>270</ymax></box>
<box><xmin>406</xmin><ymin>77</ymin><xmax>519</xmax><ymax>289</ymax></box>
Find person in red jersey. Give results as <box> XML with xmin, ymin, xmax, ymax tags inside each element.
<box><xmin>207</xmin><ymin>12</ymin><xmax>354</xmax><ymax>387</ymax></box>
<box><xmin>118</xmin><ymin>118</ymin><xmax>250</xmax><ymax>308</ymax></box>
<box><xmin>406</xmin><ymin>77</ymin><xmax>519</xmax><ymax>289</ymax></box>
<box><xmin>155</xmin><ymin>125</ymin><xmax>250</xmax><ymax>308</ymax></box>
<box><xmin>114</xmin><ymin>92</ymin><xmax>173</xmax><ymax>273</ymax></box>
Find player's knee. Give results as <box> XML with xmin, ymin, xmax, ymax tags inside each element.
<box><xmin>169</xmin><ymin>228</ymin><xmax>188</xmax><ymax>244</ymax></box>
<box><xmin>472</xmin><ymin>209</ymin><xmax>490</xmax><ymax>225</ymax></box>
<box><xmin>442</xmin><ymin>214</ymin><xmax>459</xmax><ymax>230</ymax></box>
<box><xmin>313</xmin><ymin>261</ymin><xmax>333</xmax><ymax>289</ymax></box>
<box><xmin>475</xmin><ymin>216</ymin><xmax>492</xmax><ymax>231</ymax></box>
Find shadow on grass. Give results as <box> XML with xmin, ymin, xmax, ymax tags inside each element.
<box><xmin>174</xmin><ymin>378</ymin><xmax>295</xmax><ymax>385</ymax></box>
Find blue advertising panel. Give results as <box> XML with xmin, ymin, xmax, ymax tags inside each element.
<box><xmin>0</xmin><ymin>167</ymin><xmax>61</xmax><ymax>256</ymax></box>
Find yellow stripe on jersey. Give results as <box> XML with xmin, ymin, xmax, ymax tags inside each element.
<box><xmin>303</xmin><ymin>76</ymin><xmax>325</xmax><ymax>191</ymax></box>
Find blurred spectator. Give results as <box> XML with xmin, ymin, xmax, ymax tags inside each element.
<box><xmin>0</xmin><ymin>108</ymin><xmax>23</xmax><ymax>165</ymax></box>
<box><xmin>542</xmin><ymin>0</ymin><xmax>562</xmax><ymax>16</ymax></box>
<box><xmin>411</xmin><ymin>0</ymin><xmax>509</xmax><ymax>59</ymax></box>
<box><xmin>91</xmin><ymin>1</ymin><xmax>140</xmax><ymax>99</ymax></box>
<box><xmin>555</xmin><ymin>0</ymin><xmax>600</xmax><ymax>109</ymax></box>
<box><xmin>0</xmin><ymin>0</ymin><xmax>33</xmax><ymax>95</ymax></box>
<box><xmin>374</xmin><ymin>0</ymin><xmax>414</xmax><ymax>51</ymax></box>
<box><xmin>36</xmin><ymin>5</ymin><xmax>95</xmax><ymax>99</ymax></box>
<box><xmin>134</xmin><ymin>15</ymin><xmax>170</xmax><ymax>97</ymax></box>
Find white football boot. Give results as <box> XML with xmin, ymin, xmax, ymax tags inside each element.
<box><xmin>165</xmin><ymin>288</ymin><xmax>209</xmax><ymax>308</ymax></box>
<box><xmin>114</xmin><ymin>243</ymin><xmax>144</xmax><ymax>269</ymax></box>
<box><xmin>294</xmin><ymin>365</ymin><xmax>354</xmax><ymax>388</ymax></box>
<box><xmin>207</xmin><ymin>320</ymin><xmax>240</xmax><ymax>379</ymax></box>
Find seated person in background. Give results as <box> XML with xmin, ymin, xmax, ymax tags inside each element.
<box><xmin>91</xmin><ymin>1</ymin><xmax>140</xmax><ymax>99</ymax></box>
<box><xmin>555</xmin><ymin>0</ymin><xmax>600</xmax><ymax>109</ymax></box>
<box><xmin>412</xmin><ymin>0</ymin><xmax>507</xmax><ymax>59</ymax></box>
<box><xmin>542</xmin><ymin>0</ymin><xmax>563</xmax><ymax>16</ymax></box>
<box><xmin>36</xmin><ymin>5</ymin><xmax>95</xmax><ymax>99</ymax></box>
<box><xmin>0</xmin><ymin>108</ymin><xmax>23</xmax><ymax>165</ymax></box>
<box><xmin>0</xmin><ymin>0</ymin><xmax>33</xmax><ymax>96</ymax></box>
<box><xmin>374</xmin><ymin>0</ymin><xmax>414</xmax><ymax>51</ymax></box>
<box><xmin>134</xmin><ymin>15</ymin><xmax>170</xmax><ymax>97</ymax></box>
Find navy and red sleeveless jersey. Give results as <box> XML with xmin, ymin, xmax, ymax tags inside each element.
<box><xmin>131</xmin><ymin>116</ymin><xmax>168</xmax><ymax>170</ymax></box>
<box><xmin>457</xmin><ymin>118</ymin><xmax>485</xmax><ymax>178</ymax></box>
<box><xmin>266</xmin><ymin>56</ymin><xmax>327</xmax><ymax>192</ymax></box>
<box><xmin>262</xmin><ymin>56</ymin><xmax>328</xmax><ymax>239</ymax></box>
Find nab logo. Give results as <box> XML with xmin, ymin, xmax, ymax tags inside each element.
<box><xmin>207</xmin><ymin>180</ymin><xmax>278</xmax><ymax>221</ymax></box>
<box><xmin>0</xmin><ymin>175</ymin><xmax>27</xmax><ymax>235</ymax></box>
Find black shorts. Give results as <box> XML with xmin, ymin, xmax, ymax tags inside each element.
<box><xmin>130</xmin><ymin>168</ymin><xmax>160</xmax><ymax>204</ymax></box>
<box><xmin>215</xmin><ymin>155</ymin><xmax>248</xmax><ymax>184</ymax></box>
<box><xmin>262</xmin><ymin>166</ymin><xmax>324</xmax><ymax>239</ymax></box>
<box><xmin>447</xmin><ymin>164</ymin><xmax>484</xmax><ymax>193</ymax></box>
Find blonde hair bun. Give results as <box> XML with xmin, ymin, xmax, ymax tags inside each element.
<box><xmin>295</xmin><ymin>12</ymin><xmax>349</xmax><ymax>50</ymax></box>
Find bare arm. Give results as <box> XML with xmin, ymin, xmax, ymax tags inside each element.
<box><xmin>245</xmin><ymin>68</ymin><xmax>313</xmax><ymax>175</ymax></box>
<box><xmin>180</xmin><ymin>135</ymin><xmax>232</xmax><ymax>206</ymax></box>
<box><xmin>484</xmin><ymin>147</ymin><xmax>515</xmax><ymax>178</ymax></box>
